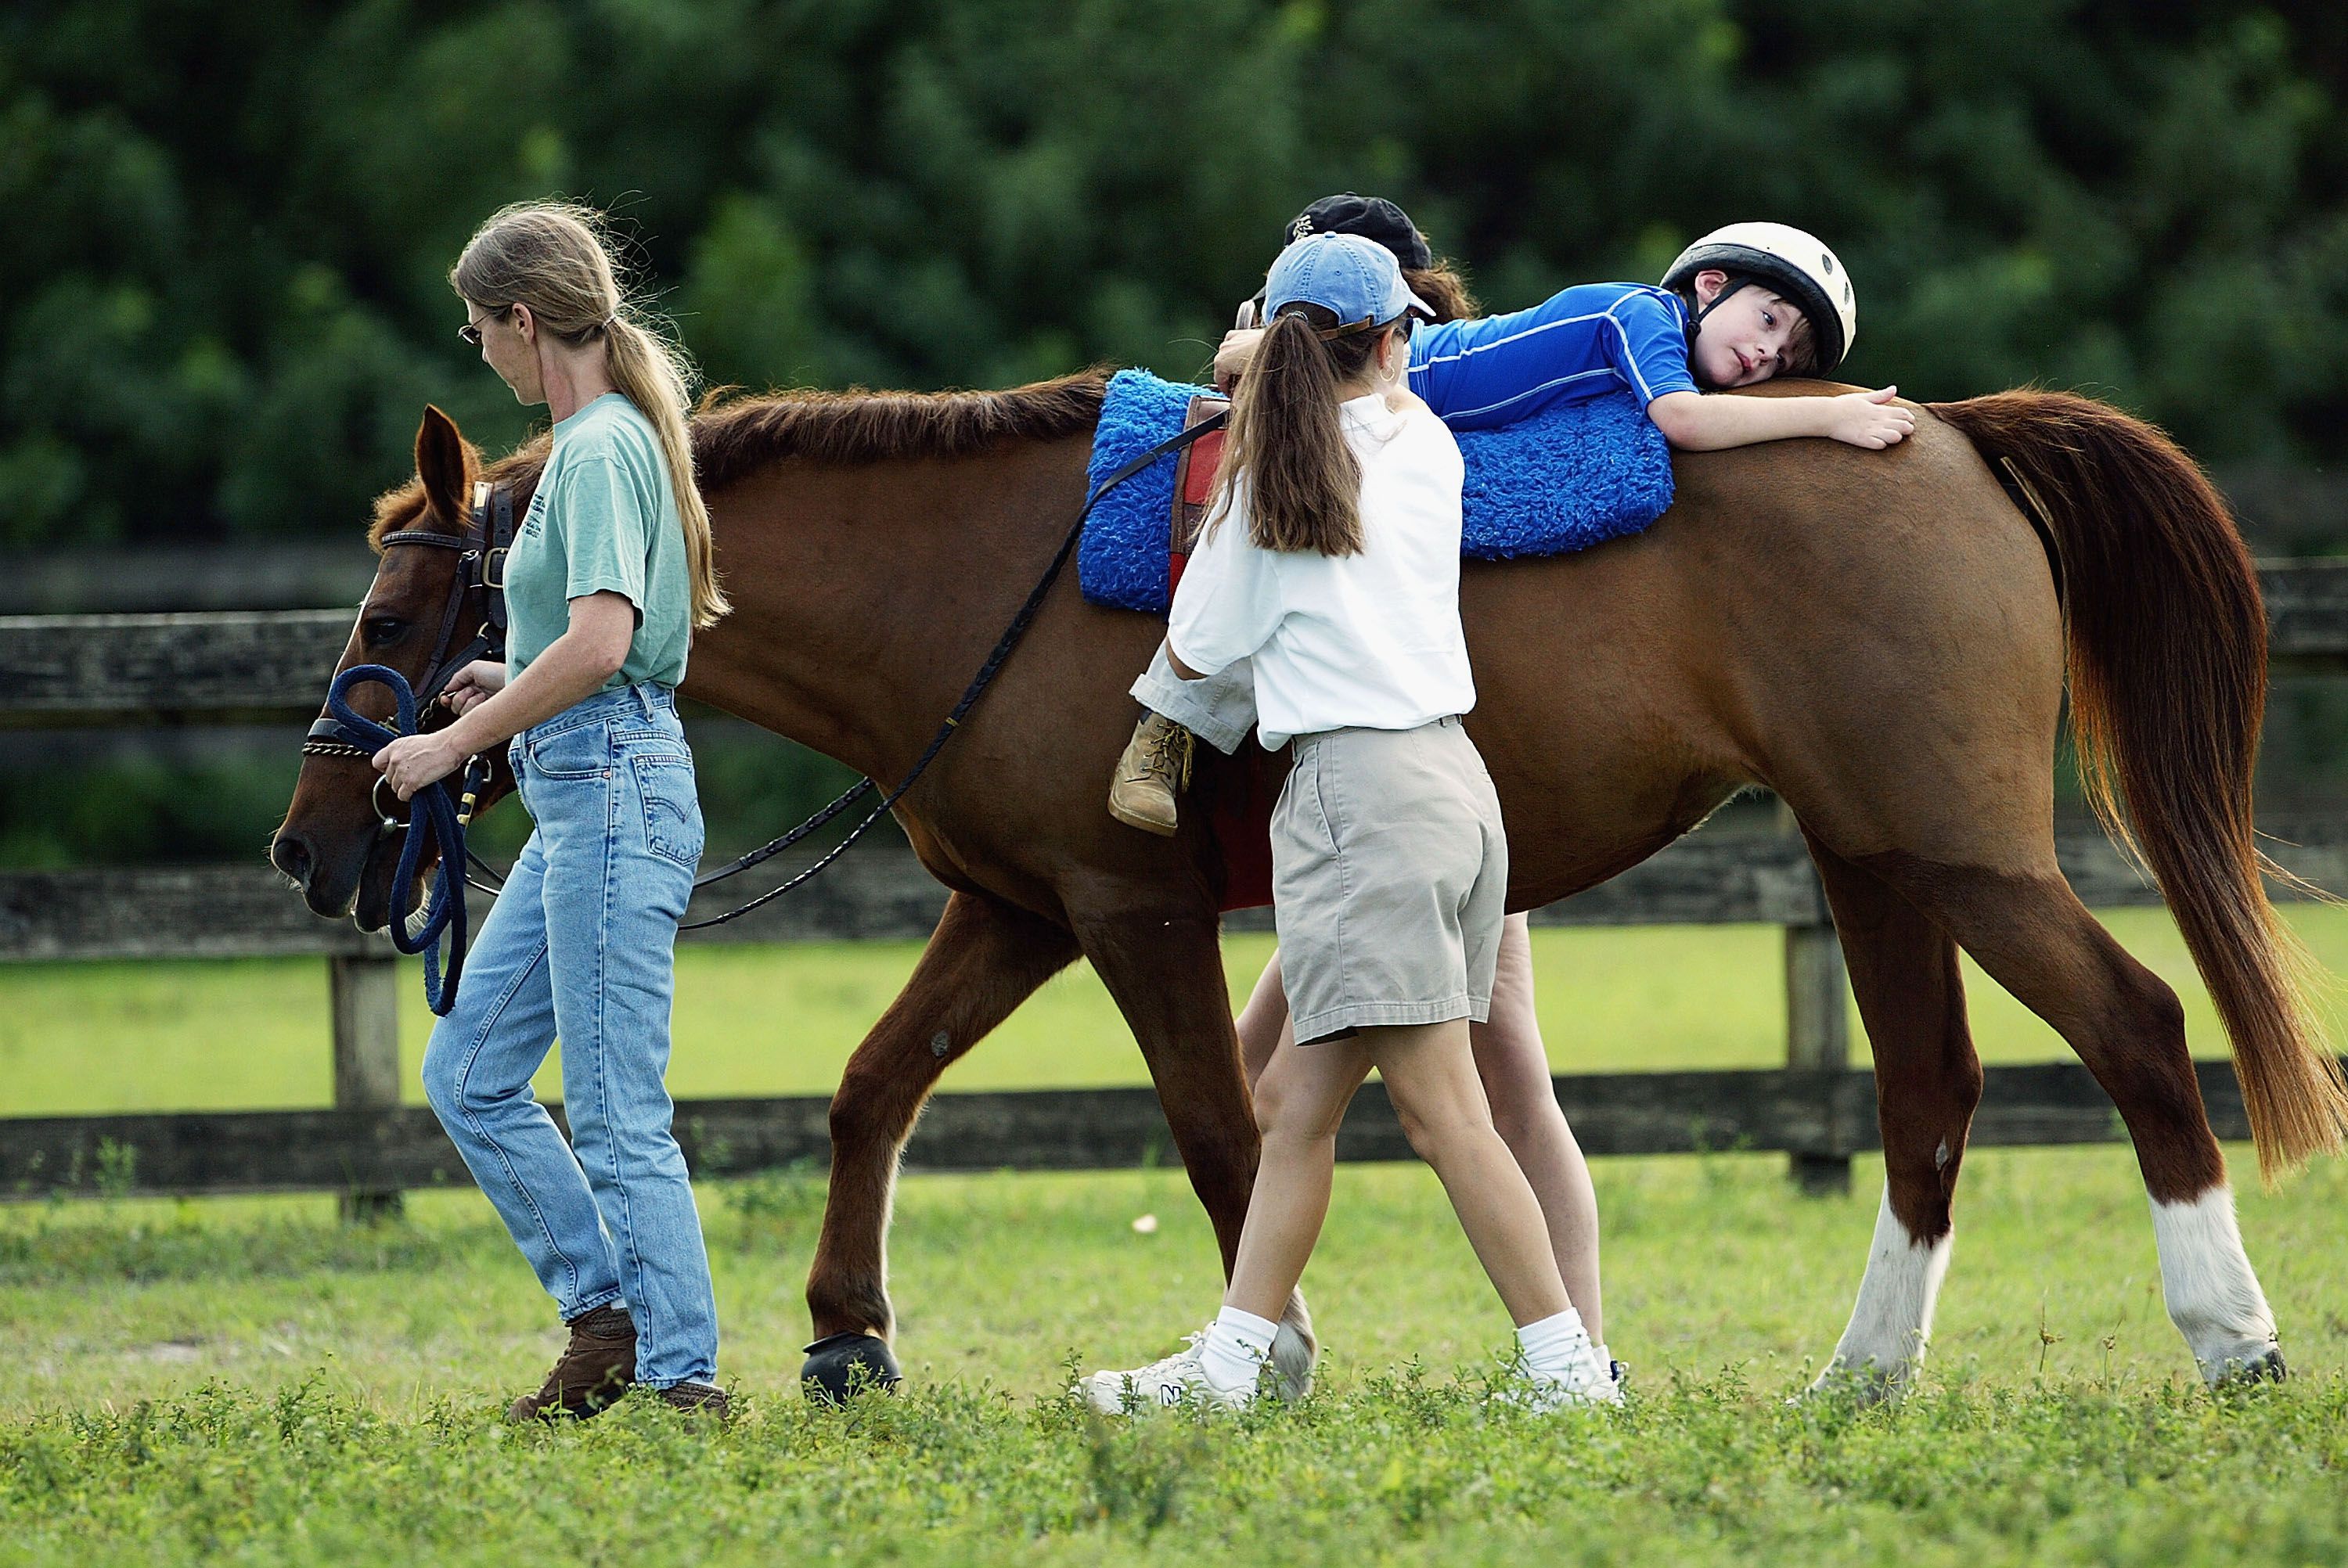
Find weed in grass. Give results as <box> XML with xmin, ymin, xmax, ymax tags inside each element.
<box><xmin>1083</xmin><ymin>1409</ymin><xmax>1212</xmax><ymax>1534</ymax></box>
<box><xmin>92</xmin><ymin>1138</ymin><xmax>137</xmax><ymax>1201</ymax></box>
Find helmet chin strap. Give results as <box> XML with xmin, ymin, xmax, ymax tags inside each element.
<box><xmin>1684</xmin><ymin>274</ymin><xmax>1751</xmax><ymax>387</ymax></box>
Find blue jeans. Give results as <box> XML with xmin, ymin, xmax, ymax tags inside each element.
<box><xmin>420</xmin><ymin>681</ymin><xmax>718</xmax><ymax>1388</ymax></box>
<box><xmin>1130</xmin><ymin>645</ymin><xmax>1259</xmax><ymax>755</ymax></box>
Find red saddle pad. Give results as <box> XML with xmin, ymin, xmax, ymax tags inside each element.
<box><xmin>1168</xmin><ymin>393</ymin><xmax>1229</xmax><ymax>595</ymax></box>
<box><xmin>1206</xmin><ymin>747</ymin><xmax>1278</xmax><ymax>913</ymax></box>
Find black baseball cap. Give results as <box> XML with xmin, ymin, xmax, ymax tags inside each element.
<box><xmin>1284</xmin><ymin>194</ymin><xmax>1433</xmax><ymax>272</ymax></box>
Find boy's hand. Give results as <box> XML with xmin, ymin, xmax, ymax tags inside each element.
<box><xmin>1829</xmin><ymin>387</ymin><xmax>1915</xmax><ymax>450</ymax></box>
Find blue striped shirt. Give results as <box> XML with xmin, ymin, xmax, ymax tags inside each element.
<box><xmin>1410</xmin><ymin>283</ymin><xmax>1698</xmax><ymax>431</ymax></box>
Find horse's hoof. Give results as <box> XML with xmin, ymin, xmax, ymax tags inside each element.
<box><xmin>2206</xmin><ymin>1343</ymin><xmax>2287</xmax><ymax>1387</ymax></box>
<box><xmin>801</xmin><ymin>1332</ymin><xmax>903</xmax><ymax>1404</ymax></box>
<box><xmin>1796</xmin><ymin>1358</ymin><xmax>1908</xmax><ymax>1408</ymax></box>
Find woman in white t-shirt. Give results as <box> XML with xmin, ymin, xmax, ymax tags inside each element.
<box><xmin>1078</xmin><ymin>234</ymin><xmax>1618</xmax><ymax>1414</ymax></box>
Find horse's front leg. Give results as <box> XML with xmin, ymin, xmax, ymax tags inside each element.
<box><xmin>1075</xmin><ymin>900</ymin><xmax>1317</xmax><ymax>1395</ymax></box>
<box><xmin>801</xmin><ymin>890</ymin><xmax>1079</xmax><ymax>1398</ymax></box>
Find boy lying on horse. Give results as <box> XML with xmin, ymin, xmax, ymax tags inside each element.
<box><xmin>1109</xmin><ymin>206</ymin><xmax>1911</xmax><ymax>834</ymax></box>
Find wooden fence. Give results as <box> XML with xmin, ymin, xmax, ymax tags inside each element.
<box><xmin>7</xmin><ymin>562</ymin><xmax>2348</xmax><ymax>1214</ymax></box>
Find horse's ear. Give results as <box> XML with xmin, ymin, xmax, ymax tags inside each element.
<box><xmin>415</xmin><ymin>406</ymin><xmax>474</xmax><ymax>530</ymax></box>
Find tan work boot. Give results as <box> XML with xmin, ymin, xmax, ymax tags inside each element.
<box><xmin>1107</xmin><ymin>711</ymin><xmax>1194</xmax><ymax>836</ymax></box>
<box><xmin>506</xmin><ymin>1302</ymin><xmax>636</xmax><ymax>1422</ymax></box>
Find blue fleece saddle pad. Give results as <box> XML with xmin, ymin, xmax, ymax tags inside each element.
<box><xmin>1079</xmin><ymin>367</ymin><xmax>1676</xmax><ymax>613</ymax></box>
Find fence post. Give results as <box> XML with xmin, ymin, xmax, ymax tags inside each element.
<box><xmin>330</xmin><ymin>952</ymin><xmax>404</xmax><ymax>1222</ymax></box>
<box><xmin>1779</xmin><ymin>803</ymin><xmax>1853</xmax><ymax>1195</ymax></box>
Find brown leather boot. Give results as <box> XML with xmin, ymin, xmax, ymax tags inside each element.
<box><xmin>506</xmin><ymin>1303</ymin><xmax>637</xmax><ymax>1422</ymax></box>
<box><xmin>1107</xmin><ymin>712</ymin><xmax>1193</xmax><ymax>836</ymax></box>
<box><xmin>650</xmin><ymin>1381</ymin><xmax>733</xmax><ymax>1421</ymax></box>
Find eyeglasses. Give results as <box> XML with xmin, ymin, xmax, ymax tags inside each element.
<box><xmin>457</xmin><ymin>307</ymin><xmax>510</xmax><ymax>348</ymax></box>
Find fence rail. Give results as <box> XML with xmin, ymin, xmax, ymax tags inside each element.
<box><xmin>6</xmin><ymin>570</ymin><xmax>2348</xmax><ymax>1210</ymax></box>
<box><xmin>0</xmin><ymin>1059</ymin><xmax>2283</xmax><ymax>1202</ymax></box>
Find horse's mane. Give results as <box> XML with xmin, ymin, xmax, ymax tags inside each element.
<box><xmin>366</xmin><ymin>367</ymin><xmax>1113</xmax><ymax>552</ymax></box>
<box><xmin>693</xmin><ymin>366</ymin><xmax>1111</xmax><ymax>493</ymax></box>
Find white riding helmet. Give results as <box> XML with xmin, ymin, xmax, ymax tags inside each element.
<box><xmin>1662</xmin><ymin>222</ymin><xmax>1857</xmax><ymax>373</ymax></box>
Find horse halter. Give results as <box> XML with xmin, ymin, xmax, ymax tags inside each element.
<box><xmin>302</xmin><ymin>480</ymin><xmax>515</xmax><ymax>833</ymax></box>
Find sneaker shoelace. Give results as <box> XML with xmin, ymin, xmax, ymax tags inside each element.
<box><xmin>1117</xmin><ymin>1328</ymin><xmax>1212</xmax><ymax>1406</ymax></box>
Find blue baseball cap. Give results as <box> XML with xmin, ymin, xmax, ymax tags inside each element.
<box><xmin>1262</xmin><ymin>232</ymin><xmax>1435</xmax><ymax>337</ymax></box>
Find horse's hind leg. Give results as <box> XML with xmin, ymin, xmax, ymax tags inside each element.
<box><xmin>1858</xmin><ymin>853</ymin><xmax>2282</xmax><ymax>1383</ymax></box>
<box><xmin>803</xmin><ymin>890</ymin><xmax>1080</xmax><ymax>1384</ymax></box>
<box><xmin>1074</xmin><ymin>900</ymin><xmax>1317</xmax><ymax>1394</ymax></box>
<box><xmin>1802</xmin><ymin>836</ymin><xmax>1981</xmax><ymax>1399</ymax></box>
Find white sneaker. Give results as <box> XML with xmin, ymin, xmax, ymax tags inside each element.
<box><xmin>1521</xmin><ymin>1366</ymin><xmax>1626</xmax><ymax>1411</ymax></box>
<box><xmin>1496</xmin><ymin>1349</ymin><xmax>1625</xmax><ymax>1412</ymax></box>
<box><xmin>1078</xmin><ymin>1329</ymin><xmax>1256</xmax><ymax>1415</ymax></box>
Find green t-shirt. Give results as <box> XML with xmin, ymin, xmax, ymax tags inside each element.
<box><xmin>506</xmin><ymin>392</ymin><xmax>691</xmax><ymax>690</ymax></box>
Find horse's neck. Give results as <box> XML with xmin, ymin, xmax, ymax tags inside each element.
<box><xmin>680</xmin><ymin>441</ymin><xmax>1090</xmax><ymax>783</ymax></box>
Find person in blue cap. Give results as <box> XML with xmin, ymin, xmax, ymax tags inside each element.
<box><xmin>1079</xmin><ymin>231</ymin><xmax>1619</xmax><ymax>1415</ymax></box>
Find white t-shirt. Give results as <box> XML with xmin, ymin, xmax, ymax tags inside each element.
<box><xmin>1166</xmin><ymin>392</ymin><xmax>1475</xmax><ymax>748</ymax></box>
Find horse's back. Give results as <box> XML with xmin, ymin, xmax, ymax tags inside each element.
<box><xmin>1463</xmin><ymin>409</ymin><xmax>2067</xmax><ymax>901</ymax></box>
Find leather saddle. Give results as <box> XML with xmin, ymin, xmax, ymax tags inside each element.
<box><xmin>1168</xmin><ymin>393</ymin><xmax>1231</xmax><ymax>591</ymax></box>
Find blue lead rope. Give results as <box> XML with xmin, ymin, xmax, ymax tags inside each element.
<box><xmin>327</xmin><ymin>664</ymin><xmax>471</xmax><ymax>1016</ymax></box>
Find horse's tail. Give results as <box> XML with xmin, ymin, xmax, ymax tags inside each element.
<box><xmin>1932</xmin><ymin>389</ymin><xmax>2348</xmax><ymax>1182</ymax></box>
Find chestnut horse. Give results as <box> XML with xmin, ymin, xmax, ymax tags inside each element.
<box><xmin>273</xmin><ymin>372</ymin><xmax>2347</xmax><ymax>1397</ymax></box>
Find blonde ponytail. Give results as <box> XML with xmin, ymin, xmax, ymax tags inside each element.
<box><xmin>602</xmin><ymin>313</ymin><xmax>728</xmax><ymax>627</ymax></box>
<box><xmin>452</xmin><ymin>200</ymin><xmax>729</xmax><ymax>628</ymax></box>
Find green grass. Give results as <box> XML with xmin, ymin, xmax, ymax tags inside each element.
<box><xmin>8</xmin><ymin>904</ymin><xmax>2348</xmax><ymax>1117</ymax></box>
<box><xmin>4</xmin><ymin>1145</ymin><xmax>2348</xmax><ymax>1564</ymax></box>
<box><xmin>9</xmin><ymin>910</ymin><xmax>2348</xmax><ymax>1562</ymax></box>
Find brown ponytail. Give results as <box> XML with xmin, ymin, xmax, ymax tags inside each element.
<box><xmin>1210</xmin><ymin>304</ymin><xmax>1386</xmax><ymax>556</ymax></box>
<box><xmin>598</xmin><ymin>313</ymin><xmax>729</xmax><ymax>628</ymax></box>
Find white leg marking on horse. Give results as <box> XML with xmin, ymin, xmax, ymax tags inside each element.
<box><xmin>1271</xmin><ymin>1286</ymin><xmax>1318</xmax><ymax>1401</ymax></box>
<box><xmin>1810</xmin><ymin>1185</ymin><xmax>1951</xmax><ymax>1398</ymax></box>
<box><xmin>2149</xmin><ymin>1185</ymin><xmax>2278</xmax><ymax>1382</ymax></box>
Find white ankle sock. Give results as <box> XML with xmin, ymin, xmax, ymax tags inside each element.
<box><xmin>1199</xmin><ymin>1306</ymin><xmax>1279</xmax><ymax>1395</ymax></box>
<box><xmin>1516</xmin><ymin>1307</ymin><xmax>1600</xmax><ymax>1385</ymax></box>
<box><xmin>1594</xmin><ymin>1343</ymin><xmax>1615</xmax><ymax>1375</ymax></box>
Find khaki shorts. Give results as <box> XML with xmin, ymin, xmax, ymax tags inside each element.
<box><xmin>1272</xmin><ymin>717</ymin><xmax>1508</xmax><ymax>1045</ymax></box>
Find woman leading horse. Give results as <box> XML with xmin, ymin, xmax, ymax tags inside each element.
<box><xmin>373</xmin><ymin>202</ymin><xmax>731</xmax><ymax>1421</ymax></box>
